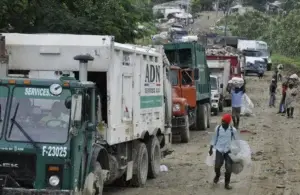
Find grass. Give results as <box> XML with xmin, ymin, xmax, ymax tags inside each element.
<box><xmin>271</xmin><ymin>53</ymin><xmax>300</xmax><ymax>67</ymax></box>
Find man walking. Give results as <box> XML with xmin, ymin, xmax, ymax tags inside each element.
<box><xmin>231</xmin><ymin>83</ymin><xmax>245</xmax><ymax>129</ymax></box>
<box><xmin>209</xmin><ymin>114</ymin><xmax>239</xmax><ymax>190</ymax></box>
<box><xmin>269</xmin><ymin>79</ymin><xmax>277</xmax><ymax>107</ymax></box>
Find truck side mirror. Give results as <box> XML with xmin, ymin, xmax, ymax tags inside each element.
<box><xmin>71</xmin><ymin>94</ymin><xmax>82</xmax><ymax>122</ymax></box>
<box><xmin>194</xmin><ymin>68</ymin><xmax>199</xmax><ymax>80</ymax></box>
<box><xmin>220</xmin><ymin>83</ymin><xmax>223</xmax><ymax>88</ymax></box>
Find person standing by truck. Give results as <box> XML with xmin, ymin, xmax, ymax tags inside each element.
<box><xmin>209</xmin><ymin>113</ymin><xmax>239</xmax><ymax>190</ymax></box>
<box><xmin>230</xmin><ymin>83</ymin><xmax>245</xmax><ymax>129</ymax></box>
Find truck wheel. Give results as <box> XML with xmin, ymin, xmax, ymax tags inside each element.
<box><xmin>226</xmin><ymin>99</ymin><xmax>231</xmax><ymax>107</ymax></box>
<box><xmin>214</xmin><ymin>110</ymin><xmax>219</xmax><ymax>116</ymax></box>
<box><xmin>83</xmin><ymin>162</ymin><xmax>103</xmax><ymax>195</ymax></box>
<box><xmin>147</xmin><ymin>136</ymin><xmax>161</xmax><ymax>179</ymax></box>
<box><xmin>181</xmin><ymin>115</ymin><xmax>190</xmax><ymax>143</ymax></box>
<box><xmin>131</xmin><ymin>142</ymin><xmax>149</xmax><ymax>187</ymax></box>
<box><xmin>205</xmin><ymin>104</ymin><xmax>211</xmax><ymax>128</ymax></box>
<box><xmin>195</xmin><ymin>104</ymin><xmax>207</xmax><ymax>131</ymax></box>
<box><xmin>219</xmin><ymin>102</ymin><xmax>224</xmax><ymax>112</ymax></box>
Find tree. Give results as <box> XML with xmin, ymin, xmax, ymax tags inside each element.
<box><xmin>0</xmin><ymin>0</ymin><xmax>155</xmax><ymax>43</ymax></box>
<box><xmin>221</xmin><ymin>9</ymin><xmax>300</xmax><ymax>57</ymax></box>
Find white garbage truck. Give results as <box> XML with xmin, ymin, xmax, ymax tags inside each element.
<box><xmin>0</xmin><ymin>33</ymin><xmax>172</xmax><ymax>194</ymax></box>
<box><xmin>207</xmin><ymin>59</ymin><xmax>230</xmax><ymax>115</ymax></box>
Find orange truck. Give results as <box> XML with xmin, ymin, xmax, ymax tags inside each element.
<box><xmin>170</xmin><ymin>66</ymin><xmax>201</xmax><ymax>143</ymax></box>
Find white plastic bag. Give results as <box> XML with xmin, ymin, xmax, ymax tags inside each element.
<box><xmin>229</xmin><ymin>140</ymin><xmax>252</xmax><ymax>166</ymax></box>
<box><xmin>232</xmin><ymin>162</ymin><xmax>244</xmax><ymax>174</ymax></box>
<box><xmin>237</xmin><ymin>140</ymin><xmax>252</xmax><ymax>165</ymax></box>
<box><xmin>205</xmin><ymin>149</ymin><xmax>216</xmax><ymax>167</ymax></box>
<box><xmin>241</xmin><ymin>93</ymin><xmax>254</xmax><ymax>116</ymax></box>
<box><xmin>230</xmin><ymin>140</ymin><xmax>241</xmax><ymax>155</ymax></box>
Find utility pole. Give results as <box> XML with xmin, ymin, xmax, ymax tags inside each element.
<box><xmin>224</xmin><ymin>0</ymin><xmax>230</xmax><ymax>36</ymax></box>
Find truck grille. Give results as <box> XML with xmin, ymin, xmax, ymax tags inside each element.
<box><xmin>0</xmin><ymin>152</ymin><xmax>36</xmax><ymax>188</ymax></box>
<box><xmin>172</xmin><ymin>117</ymin><xmax>186</xmax><ymax>127</ymax></box>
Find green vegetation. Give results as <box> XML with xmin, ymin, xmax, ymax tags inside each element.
<box><xmin>217</xmin><ymin>9</ymin><xmax>300</xmax><ymax>65</ymax></box>
<box><xmin>271</xmin><ymin>54</ymin><xmax>300</xmax><ymax>67</ymax></box>
<box><xmin>0</xmin><ymin>0</ymin><xmax>160</xmax><ymax>43</ymax></box>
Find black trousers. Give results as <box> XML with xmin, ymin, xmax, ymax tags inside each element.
<box><xmin>215</xmin><ymin>150</ymin><xmax>233</xmax><ymax>184</ymax></box>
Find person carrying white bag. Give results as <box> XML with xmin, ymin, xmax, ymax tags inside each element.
<box><xmin>208</xmin><ymin>113</ymin><xmax>240</xmax><ymax>190</ymax></box>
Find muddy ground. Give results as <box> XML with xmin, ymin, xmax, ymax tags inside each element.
<box><xmin>105</xmin><ymin>71</ymin><xmax>300</xmax><ymax>195</ymax></box>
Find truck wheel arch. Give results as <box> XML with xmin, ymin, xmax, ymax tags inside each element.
<box><xmin>141</xmin><ymin>128</ymin><xmax>161</xmax><ymax>140</ymax></box>
<box><xmin>91</xmin><ymin>144</ymin><xmax>110</xmax><ymax>171</ymax></box>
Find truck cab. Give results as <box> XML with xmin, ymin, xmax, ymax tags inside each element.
<box><xmin>242</xmin><ymin>50</ymin><xmax>266</xmax><ymax>75</ymax></box>
<box><xmin>164</xmin><ymin>42</ymin><xmax>211</xmax><ymax>131</ymax></box>
<box><xmin>0</xmin><ymin>75</ymin><xmax>101</xmax><ymax>194</ymax></box>
<box><xmin>169</xmin><ymin>66</ymin><xmax>198</xmax><ymax>143</ymax></box>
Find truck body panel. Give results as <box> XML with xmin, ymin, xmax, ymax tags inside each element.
<box><xmin>4</xmin><ymin>33</ymin><xmax>170</xmax><ymax>146</ymax></box>
<box><xmin>206</xmin><ymin>55</ymin><xmax>241</xmax><ymax>79</ymax></box>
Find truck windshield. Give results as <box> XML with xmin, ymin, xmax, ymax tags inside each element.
<box><xmin>0</xmin><ymin>86</ymin><xmax>9</xmax><ymax>134</ymax></box>
<box><xmin>243</xmin><ymin>50</ymin><xmax>262</xmax><ymax>57</ymax></box>
<box><xmin>6</xmin><ymin>87</ymin><xmax>71</xmax><ymax>144</ymax></box>
<box><xmin>258</xmin><ymin>49</ymin><xmax>269</xmax><ymax>57</ymax></box>
<box><xmin>210</xmin><ymin>77</ymin><xmax>218</xmax><ymax>90</ymax></box>
<box><xmin>165</xmin><ymin>49</ymin><xmax>192</xmax><ymax>67</ymax></box>
<box><xmin>170</xmin><ymin>70</ymin><xmax>178</xmax><ymax>85</ymax></box>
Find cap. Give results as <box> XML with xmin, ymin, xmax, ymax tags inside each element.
<box><xmin>222</xmin><ymin>113</ymin><xmax>232</xmax><ymax>124</ymax></box>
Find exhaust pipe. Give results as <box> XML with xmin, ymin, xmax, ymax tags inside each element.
<box><xmin>74</xmin><ymin>54</ymin><xmax>94</xmax><ymax>82</ymax></box>
<box><xmin>0</xmin><ymin>34</ymin><xmax>8</xmax><ymax>77</ymax></box>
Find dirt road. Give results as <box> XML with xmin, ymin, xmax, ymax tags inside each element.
<box><xmin>105</xmin><ymin>72</ymin><xmax>300</xmax><ymax>195</ymax></box>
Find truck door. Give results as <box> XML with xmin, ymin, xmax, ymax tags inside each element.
<box><xmin>122</xmin><ymin>73</ymin><xmax>133</xmax><ymax>122</ymax></box>
<box><xmin>181</xmin><ymin>70</ymin><xmax>196</xmax><ymax>108</ymax></box>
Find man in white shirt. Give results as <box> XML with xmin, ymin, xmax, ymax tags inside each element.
<box><xmin>209</xmin><ymin>114</ymin><xmax>239</xmax><ymax>190</ymax></box>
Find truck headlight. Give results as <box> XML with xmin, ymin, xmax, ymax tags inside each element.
<box><xmin>173</xmin><ymin>104</ymin><xmax>180</xmax><ymax>111</ymax></box>
<box><xmin>49</xmin><ymin>175</ymin><xmax>60</xmax><ymax>187</ymax></box>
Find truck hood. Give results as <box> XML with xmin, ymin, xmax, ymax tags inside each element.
<box><xmin>245</xmin><ymin>56</ymin><xmax>265</xmax><ymax>64</ymax></box>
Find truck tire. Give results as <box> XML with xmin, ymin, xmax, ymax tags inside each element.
<box><xmin>205</xmin><ymin>104</ymin><xmax>211</xmax><ymax>128</ymax></box>
<box><xmin>147</xmin><ymin>136</ymin><xmax>161</xmax><ymax>179</ymax></box>
<box><xmin>83</xmin><ymin>162</ymin><xmax>103</xmax><ymax>195</ymax></box>
<box><xmin>195</xmin><ymin>104</ymin><xmax>207</xmax><ymax>131</ymax></box>
<box><xmin>181</xmin><ymin>115</ymin><xmax>190</xmax><ymax>143</ymax></box>
<box><xmin>131</xmin><ymin>142</ymin><xmax>149</xmax><ymax>187</ymax></box>
<box><xmin>225</xmin><ymin>99</ymin><xmax>231</xmax><ymax>107</ymax></box>
<box><xmin>219</xmin><ymin>101</ymin><xmax>224</xmax><ymax>112</ymax></box>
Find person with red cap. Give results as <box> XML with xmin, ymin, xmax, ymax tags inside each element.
<box><xmin>209</xmin><ymin>113</ymin><xmax>239</xmax><ymax>190</ymax></box>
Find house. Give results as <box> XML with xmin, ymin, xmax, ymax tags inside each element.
<box><xmin>265</xmin><ymin>1</ymin><xmax>283</xmax><ymax>13</ymax></box>
<box><xmin>229</xmin><ymin>5</ymin><xmax>254</xmax><ymax>15</ymax></box>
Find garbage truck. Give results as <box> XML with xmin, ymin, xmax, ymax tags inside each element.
<box><xmin>207</xmin><ymin>59</ymin><xmax>230</xmax><ymax>115</ymax></box>
<box><xmin>0</xmin><ymin>33</ymin><xmax>172</xmax><ymax>194</ymax></box>
<box><xmin>164</xmin><ymin>42</ymin><xmax>211</xmax><ymax>131</ymax></box>
<box><xmin>170</xmin><ymin>65</ymin><xmax>199</xmax><ymax>143</ymax></box>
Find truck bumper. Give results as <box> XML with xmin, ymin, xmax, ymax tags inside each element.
<box><xmin>1</xmin><ymin>188</ymin><xmax>71</xmax><ymax>195</ymax></box>
<box><xmin>172</xmin><ymin>116</ymin><xmax>186</xmax><ymax>130</ymax></box>
<box><xmin>211</xmin><ymin>102</ymin><xmax>219</xmax><ymax>112</ymax></box>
